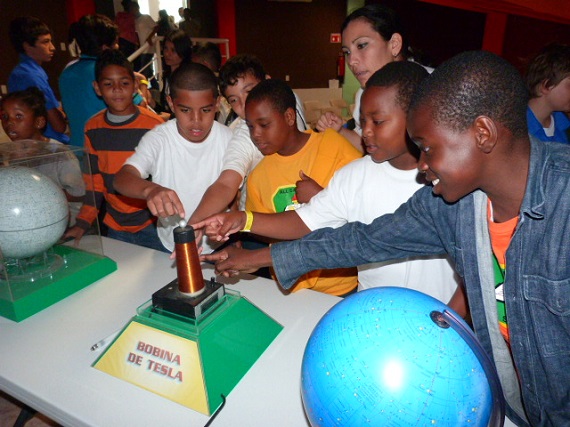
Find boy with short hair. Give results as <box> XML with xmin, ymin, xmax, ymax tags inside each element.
<box><xmin>8</xmin><ymin>16</ymin><xmax>68</xmax><ymax>144</ymax></box>
<box><xmin>205</xmin><ymin>51</ymin><xmax>570</xmax><ymax>426</ymax></box>
<box><xmin>243</xmin><ymin>78</ymin><xmax>361</xmax><ymax>296</ymax></box>
<box><xmin>114</xmin><ymin>62</ymin><xmax>233</xmax><ymax>252</ymax></box>
<box><xmin>65</xmin><ymin>49</ymin><xmax>164</xmax><ymax>250</ymax></box>
<box><xmin>525</xmin><ymin>43</ymin><xmax>570</xmax><ymax>144</ymax></box>
<box><xmin>189</xmin><ymin>54</ymin><xmax>307</xmax><ymax>228</ymax></box>
<box><xmin>193</xmin><ymin>61</ymin><xmax>461</xmax><ymax>309</ymax></box>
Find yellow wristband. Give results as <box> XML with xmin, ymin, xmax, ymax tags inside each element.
<box><xmin>139</xmin><ymin>79</ymin><xmax>150</xmax><ymax>87</ymax></box>
<box><xmin>242</xmin><ymin>210</ymin><xmax>254</xmax><ymax>232</ymax></box>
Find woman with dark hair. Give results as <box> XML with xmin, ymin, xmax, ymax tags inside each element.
<box><xmin>316</xmin><ymin>4</ymin><xmax>429</xmax><ymax>150</ymax></box>
<box><xmin>155</xmin><ymin>29</ymin><xmax>193</xmax><ymax>117</ymax></box>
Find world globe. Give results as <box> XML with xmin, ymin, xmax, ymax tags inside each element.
<box><xmin>0</xmin><ymin>166</ymin><xmax>68</xmax><ymax>259</ymax></box>
<box><xmin>301</xmin><ymin>287</ymin><xmax>502</xmax><ymax>427</ymax></box>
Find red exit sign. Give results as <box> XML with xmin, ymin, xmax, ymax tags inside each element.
<box><xmin>330</xmin><ymin>33</ymin><xmax>341</xmax><ymax>43</ymax></box>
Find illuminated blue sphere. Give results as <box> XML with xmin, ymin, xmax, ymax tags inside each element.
<box><xmin>301</xmin><ymin>287</ymin><xmax>494</xmax><ymax>427</ymax></box>
<box><xmin>0</xmin><ymin>166</ymin><xmax>68</xmax><ymax>259</ymax></box>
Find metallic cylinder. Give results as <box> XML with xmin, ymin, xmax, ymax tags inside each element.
<box><xmin>174</xmin><ymin>225</ymin><xmax>205</xmax><ymax>297</ymax></box>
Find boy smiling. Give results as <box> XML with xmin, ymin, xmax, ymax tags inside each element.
<box><xmin>204</xmin><ymin>51</ymin><xmax>570</xmax><ymax>426</ymax></box>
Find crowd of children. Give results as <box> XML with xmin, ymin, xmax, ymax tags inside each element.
<box><xmin>2</xmin><ymin>4</ymin><xmax>570</xmax><ymax>426</ymax></box>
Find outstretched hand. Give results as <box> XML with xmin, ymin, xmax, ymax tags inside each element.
<box><xmin>201</xmin><ymin>246</ymin><xmax>266</xmax><ymax>277</ymax></box>
<box><xmin>191</xmin><ymin>211</ymin><xmax>246</xmax><ymax>242</ymax></box>
<box><xmin>295</xmin><ymin>170</ymin><xmax>322</xmax><ymax>204</ymax></box>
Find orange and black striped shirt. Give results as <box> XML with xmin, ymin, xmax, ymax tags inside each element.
<box><xmin>76</xmin><ymin>107</ymin><xmax>164</xmax><ymax>232</ymax></box>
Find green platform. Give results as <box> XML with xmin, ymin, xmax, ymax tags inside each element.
<box><xmin>0</xmin><ymin>244</ymin><xmax>117</xmax><ymax>322</ymax></box>
<box><xmin>95</xmin><ymin>289</ymin><xmax>283</xmax><ymax>414</ymax></box>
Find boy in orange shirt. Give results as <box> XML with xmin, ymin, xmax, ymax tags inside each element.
<box><xmin>65</xmin><ymin>49</ymin><xmax>164</xmax><ymax>250</ymax></box>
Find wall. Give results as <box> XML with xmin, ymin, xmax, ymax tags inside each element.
<box><xmin>234</xmin><ymin>0</ymin><xmax>348</xmax><ymax>89</ymax></box>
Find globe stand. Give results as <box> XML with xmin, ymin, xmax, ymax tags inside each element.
<box><xmin>0</xmin><ymin>248</ymin><xmax>63</xmax><ymax>282</ymax></box>
<box><xmin>438</xmin><ymin>309</ymin><xmax>505</xmax><ymax>427</ymax></box>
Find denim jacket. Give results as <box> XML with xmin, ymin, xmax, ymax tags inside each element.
<box><xmin>272</xmin><ymin>137</ymin><xmax>570</xmax><ymax>427</ymax></box>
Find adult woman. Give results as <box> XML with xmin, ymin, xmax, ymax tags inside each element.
<box><xmin>317</xmin><ymin>4</ymin><xmax>421</xmax><ymax>150</ymax></box>
<box><xmin>155</xmin><ymin>29</ymin><xmax>193</xmax><ymax>117</ymax></box>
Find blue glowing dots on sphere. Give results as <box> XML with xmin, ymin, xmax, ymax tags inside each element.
<box><xmin>0</xmin><ymin>166</ymin><xmax>68</xmax><ymax>259</ymax></box>
<box><xmin>301</xmin><ymin>287</ymin><xmax>493</xmax><ymax>427</ymax></box>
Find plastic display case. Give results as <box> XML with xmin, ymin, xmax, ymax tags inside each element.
<box><xmin>0</xmin><ymin>140</ymin><xmax>117</xmax><ymax>322</ymax></box>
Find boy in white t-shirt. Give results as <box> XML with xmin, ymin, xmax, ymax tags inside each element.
<box><xmin>114</xmin><ymin>63</ymin><xmax>233</xmax><ymax>252</ymax></box>
<box><xmin>193</xmin><ymin>61</ymin><xmax>465</xmax><ymax>312</ymax></box>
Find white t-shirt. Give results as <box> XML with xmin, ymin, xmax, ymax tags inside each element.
<box><xmin>125</xmin><ymin>120</ymin><xmax>232</xmax><ymax>251</ymax></box>
<box><xmin>296</xmin><ymin>156</ymin><xmax>458</xmax><ymax>303</ymax></box>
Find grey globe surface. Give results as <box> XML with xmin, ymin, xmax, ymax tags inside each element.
<box><xmin>0</xmin><ymin>166</ymin><xmax>68</xmax><ymax>259</ymax></box>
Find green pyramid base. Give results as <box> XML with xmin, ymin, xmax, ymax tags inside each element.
<box><xmin>134</xmin><ymin>289</ymin><xmax>283</xmax><ymax>413</ymax></box>
<box><xmin>0</xmin><ymin>245</ymin><xmax>117</xmax><ymax>322</ymax></box>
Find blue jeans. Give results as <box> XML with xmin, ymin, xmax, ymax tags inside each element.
<box><xmin>107</xmin><ymin>224</ymin><xmax>168</xmax><ymax>253</ymax></box>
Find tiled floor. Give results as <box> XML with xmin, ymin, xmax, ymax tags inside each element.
<box><xmin>0</xmin><ymin>392</ymin><xmax>58</xmax><ymax>427</ymax></box>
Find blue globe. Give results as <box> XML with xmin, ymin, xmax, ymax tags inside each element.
<box><xmin>301</xmin><ymin>287</ymin><xmax>496</xmax><ymax>427</ymax></box>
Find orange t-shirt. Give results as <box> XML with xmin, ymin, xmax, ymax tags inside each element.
<box><xmin>487</xmin><ymin>201</ymin><xmax>519</xmax><ymax>343</ymax></box>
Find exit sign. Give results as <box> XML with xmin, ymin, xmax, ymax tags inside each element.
<box><xmin>330</xmin><ymin>33</ymin><xmax>341</xmax><ymax>43</ymax></box>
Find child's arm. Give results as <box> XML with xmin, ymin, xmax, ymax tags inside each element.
<box><xmin>46</xmin><ymin>106</ymin><xmax>68</xmax><ymax>134</ymax></box>
<box><xmin>202</xmin><ymin>246</ymin><xmax>273</xmax><ymax>278</ymax></box>
<box><xmin>188</xmin><ymin>169</ymin><xmax>243</xmax><ymax>225</ymax></box>
<box><xmin>114</xmin><ymin>165</ymin><xmax>186</xmax><ymax>219</ymax></box>
<box><xmin>192</xmin><ymin>210</ymin><xmax>311</xmax><ymax>242</ymax></box>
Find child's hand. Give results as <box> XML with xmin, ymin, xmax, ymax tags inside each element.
<box><xmin>62</xmin><ymin>225</ymin><xmax>86</xmax><ymax>246</ymax></box>
<box><xmin>295</xmin><ymin>170</ymin><xmax>323</xmax><ymax>204</ymax></box>
<box><xmin>144</xmin><ymin>185</ymin><xmax>185</xmax><ymax>219</ymax></box>
<box><xmin>201</xmin><ymin>246</ymin><xmax>260</xmax><ymax>277</ymax></box>
<box><xmin>191</xmin><ymin>211</ymin><xmax>246</xmax><ymax>242</ymax></box>
<box><xmin>316</xmin><ymin>111</ymin><xmax>343</xmax><ymax>132</ymax></box>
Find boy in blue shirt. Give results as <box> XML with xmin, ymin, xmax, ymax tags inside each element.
<box><xmin>202</xmin><ymin>51</ymin><xmax>570</xmax><ymax>426</ymax></box>
<box><xmin>525</xmin><ymin>43</ymin><xmax>570</xmax><ymax>144</ymax></box>
<box><xmin>8</xmin><ymin>17</ymin><xmax>69</xmax><ymax>144</ymax></box>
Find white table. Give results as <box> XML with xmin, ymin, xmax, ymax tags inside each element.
<box><xmin>0</xmin><ymin>237</ymin><xmax>340</xmax><ymax>426</ymax></box>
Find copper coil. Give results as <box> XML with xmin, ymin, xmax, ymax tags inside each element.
<box><xmin>175</xmin><ymin>238</ymin><xmax>205</xmax><ymax>296</ymax></box>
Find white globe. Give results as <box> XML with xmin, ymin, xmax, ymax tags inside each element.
<box><xmin>0</xmin><ymin>166</ymin><xmax>69</xmax><ymax>259</ymax></box>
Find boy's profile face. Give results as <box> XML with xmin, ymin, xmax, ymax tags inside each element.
<box><xmin>1</xmin><ymin>99</ymin><xmax>45</xmax><ymax>141</ymax></box>
<box><xmin>93</xmin><ymin>64</ymin><xmax>137</xmax><ymax>116</ymax></box>
<box><xmin>245</xmin><ymin>98</ymin><xmax>296</xmax><ymax>156</ymax></box>
<box><xmin>224</xmin><ymin>72</ymin><xmax>262</xmax><ymax>120</ymax></box>
<box><xmin>24</xmin><ymin>34</ymin><xmax>55</xmax><ymax>64</ymax></box>
<box><xmin>543</xmin><ymin>76</ymin><xmax>570</xmax><ymax>113</ymax></box>
<box><xmin>408</xmin><ymin>104</ymin><xmax>482</xmax><ymax>203</ymax></box>
<box><xmin>168</xmin><ymin>89</ymin><xmax>219</xmax><ymax>143</ymax></box>
<box><xmin>360</xmin><ymin>85</ymin><xmax>412</xmax><ymax>166</ymax></box>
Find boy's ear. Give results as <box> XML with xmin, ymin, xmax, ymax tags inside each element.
<box><xmin>473</xmin><ymin>116</ymin><xmax>497</xmax><ymax>154</ymax></box>
<box><xmin>285</xmin><ymin>107</ymin><xmax>296</xmax><ymax>127</ymax></box>
<box><xmin>93</xmin><ymin>81</ymin><xmax>102</xmax><ymax>97</ymax></box>
<box><xmin>34</xmin><ymin>116</ymin><xmax>46</xmax><ymax>131</ymax></box>
<box><xmin>166</xmin><ymin>95</ymin><xmax>174</xmax><ymax>112</ymax></box>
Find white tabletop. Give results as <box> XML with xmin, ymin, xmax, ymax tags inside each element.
<box><xmin>0</xmin><ymin>237</ymin><xmax>340</xmax><ymax>426</ymax></box>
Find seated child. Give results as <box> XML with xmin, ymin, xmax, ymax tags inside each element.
<box><xmin>64</xmin><ymin>50</ymin><xmax>164</xmax><ymax>250</ymax></box>
<box><xmin>243</xmin><ymin>79</ymin><xmax>362</xmax><ymax>296</ymax></box>
<box><xmin>114</xmin><ymin>62</ymin><xmax>233</xmax><ymax>252</ymax></box>
<box><xmin>189</xmin><ymin>54</ymin><xmax>309</xmax><ymax>227</ymax></box>
<box><xmin>193</xmin><ymin>62</ymin><xmax>462</xmax><ymax>310</ymax></box>
<box><xmin>1</xmin><ymin>87</ymin><xmax>84</xmax><ymax>223</ymax></box>
<box><xmin>525</xmin><ymin>43</ymin><xmax>570</xmax><ymax>144</ymax></box>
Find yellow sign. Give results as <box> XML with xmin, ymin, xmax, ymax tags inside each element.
<box><xmin>94</xmin><ymin>321</ymin><xmax>209</xmax><ymax>414</ymax></box>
